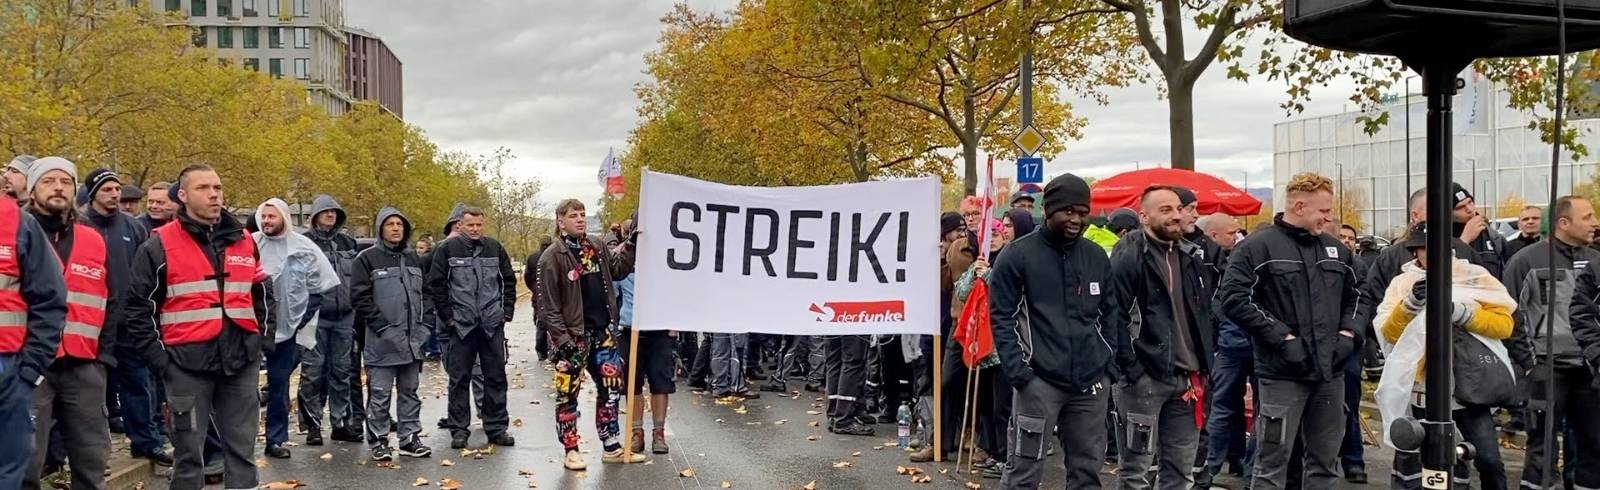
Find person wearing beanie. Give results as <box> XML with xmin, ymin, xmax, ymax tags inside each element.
<box><xmin>78</xmin><ymin>167</ymin><xmax>172</xmax><ymax>466</ymax></box>
<box><xmin>1450</xmin><ymin>183</ymin><xmax>1509</xmax><ymax>279</ymax></box>
<box><xmin>20</xmin><ymin>159</ymin><xmax>117</xmax><ymax>490</ymax></box>
<box><xmin>1217</xmin><ymin>173</ymin><xmax>1361</xmax><ymax>489</ymax></box>
<box><xmin>4</xmin><ymin>154</ymin><xmax>37</xmax><ymax>202</ymax></box>
<box><xmin>0</xmin><ymin>160</ymin><xmax>68</xmax><ymax>490</ymax></box>
<box><xmin>988</xmin><ymin>173</ymin><xmax>1129</xmax><ymax>488</ymax></box>
<box><xmin>1106</xmin><ymin>185</ymin><xmax>1215</xmax><ymax>490</ymax></box>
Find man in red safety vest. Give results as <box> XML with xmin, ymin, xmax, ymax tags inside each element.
<box><xmin>0</xmin><ymin>159</ymin><xmax>68</xmax><ymax>490</ymax></box>
<box><xmin>17</xmin><ymin>157</ymin><xmax>115</xmax><ymax>490</ymax></box>
<box><xmin>123</xmin><ymin>163</ymin><xmax>273</xmax><ymax>490</ymax></box>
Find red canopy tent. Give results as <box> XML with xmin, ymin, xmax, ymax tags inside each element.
<box><xmin>1090</xmin><ymin>168</ymin><xmax>1262</xmax><ymax>216</ymax></box>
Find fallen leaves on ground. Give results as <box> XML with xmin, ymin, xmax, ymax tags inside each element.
<box><xmin>939</xmin><ymin>469</ymin><xmax>950</xmax><ymax>475</ymax></box>
<box><xmin>721</xmin><ymin>482</ymin><xmax>733</xmax><ymax>488</ymax></box>
<box><xmin>733</xmin><ymin>406</ymin><xmax>749</xmax><ymax>414</ymax></box>
<box><xmin>964</xmin><ymin>482</ymin><xmax>982</xmax><ymax>489</ymax></box>
<box><xmin>261</xmin><ymin>482</ymin><xmax>306</xmax><ymax>490</ymax></box>
<box><xmin>774</xmin><ymin>419</ymin><xmax>788</xmax><ymax>425</ymax></box>
<box><xmin>679</xmin><ymin>468</ymin><xmax>697</xmax><ymax>478</ymax></box>
<box><xmin>802</xmin><ymin>481</ymin><xmax>818</xmax><ymax>490</ymax></box>
<box><xmin>805</xmin><ymin>410</ymin><xmax>822</xmax><ymax>415</ymax></box>
<box><xmin>517</xmin><ymin>469</ymin><xmax>533</xmax><ymax>476</ymax></box>
<box><xmin>319</xmin><ymin>452</ymin><xmax>334</xmax><ymax>461</ymax></box>
<box><xmin>255</xmin><ymin>458</ymin><xmax>269</xmax><ymax>468</ymax></box>
<box><xmin>376</xmin><ymin>462</ymin><xmax>401</xmax><ymax>470</ymax></box>
<box><xmin>851</xmin><ymin>451</ymin><xmax>861</xmax><ymax>457</ymax></box>
<box><xmin>808</xmin><ymin>421</ymin><xmax>820</xmax><ymax>427</ymax></box>
<box><xmin>440</xmin><ymin>459</ymin><xmax>455</xmax><ymax>467</ymax></box>
<box><xmin>806</xmin><ymin>435</ymin><xmax>820</xmax><ymax>441</ymax></box>
<box><xmin>512</xmin><ymin>418</ymin><xmax>523</xmax><ymax>427</ymax></box>
<box><xmin>832</xmin><ymin>461</ymin><xmax>853</xmax><ymax>469</ymax></box>
<box><xmin>715</xmin><ymin>418</ymin><xmax>725</xmax><ymax>424</ymax></box>
<box><xmin>911</xmin><ymin>474</ymin><xmax>933</xmax><ymax>483</ymax></box>
<box><xmin>439</xmin><ymin>478</ymin><xmax>463</xmax><ymax>489</ymax></box>
<box><xmin>896</xmin><ymin>466</ymin><xmax>925</xmax><ymax>475</ymax></box>
<box><xmin>882</xmin><ymin>441</ymin><xmax>899</xmax><ymax>447</ymax></box>
<box><xmin>413</xmin><ymin>477</ymin><xmax>429</xmax><ymax>486</ymax></box>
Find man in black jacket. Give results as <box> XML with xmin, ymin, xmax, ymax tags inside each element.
<box><xmin>352</xmin><ymin>207</ymin><xmax>434</xmax><ymax>461</ymax></box>
<box><xmin>426</xmin><ymin>206</ymin><xmax>517</xmax><ymax>450</ymax></box>
<box><xmin>1505</xmin><ymin>205</ymin><xmax>1543</xmax><ymax>259</ymax></box>
<box><xmin>123</xmin><ymin>164</ymin><xmax>273</xmax><ymax>490</ymax></box>
<box><xmin>1108</xmin><ymin>185</ymin><xmax>1213</xmax><ymax>490</ymax></box>
<box><xmin>1217</xmin><ymin>172</ymin><xmax>1361</xmax><ymax>490</ymax></box>
<box><xmin>301</xmin><ymin>194</ymin><xmax>363</xmax><ymax>444</ymax></box>
<box><xmin>137</xmin><ymin>181</ymin><xmax>174</xmax><ymax>234</ymax></box>
<box><xmin>0</xmin><ymin>161</ymin><xmax>67</xmax><ymax>490</ymax></box>
<box><xmin>80</xmin><ymin>168</ymin><xmax>173</xmax><ymax>468</ymax></box>
<box><xmin>991</xmin><ymin>173</ymin><xmax>1128</xmax><ymax>489</ymax></box>
<box><xmin>523</xmin><ymin>236</ymin><xmax>553</xmax><ymax>362</ymax></box>
<box><xmin>1506</xmin><ymin>195</ymin><xmax>1600</xmax><ymax>490</ymax></box>
<box><xmin>1451</xmin><ymin>184</ymin><xmax>1509</xmax><ymax>279</ymax></box>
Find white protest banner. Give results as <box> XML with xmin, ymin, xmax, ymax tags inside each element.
<box><xmin>633</xmin><ymin>171</ymin><xmax>940</xmax><ymax>335</ymax></box>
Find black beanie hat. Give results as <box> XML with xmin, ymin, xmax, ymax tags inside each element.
<box><xmin>1042</xmin><ymin>173</ymin><xmax>1091</xmax><ymax>218</ymax></box>
<box><xmin>1107</xmin><ymin>207</ymin><xmax>1140</xmax><ymax>233</ymax></box>
<box><xmin>1174</xmin><ymin>186</ymin><xmax>1197</xmax><ymax>207</ymax></box>
<box><xmin>940</xmin><ymin>212</ymin><xmax>963</xmax><ymax>236</ymax></box>
<box><xmin>1451</xmin><ymin>183</ymin><xmax>1473</xmax><ymax>208</ymax></box>
<box><xmin>83</xmin><ymin>168</ymin><xmax>120</xmax><ymax>200</ymax></box>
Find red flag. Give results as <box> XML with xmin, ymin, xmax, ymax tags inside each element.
<box><xmin>953</xmin><ymin>277</ymin><xmax>995</xmax><ymax>368</ymax></box>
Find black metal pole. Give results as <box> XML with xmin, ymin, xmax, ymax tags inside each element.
<box><xmin>1421</xmin><ymin>60</ymin><xmax>1468</xmax><ymax>488</ymax></box>
<box><xmin>1406</xmin><ymin>76</ymin><xmax>1415</xmax><ymax>199</ymax></box>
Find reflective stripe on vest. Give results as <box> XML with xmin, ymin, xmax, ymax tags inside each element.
<box><xmin>58</xmin><ymin>224</ymin><xmax>108</xmax><ymax>360</ymax></box>
<box><xmin>154</xmin><ymin>221</ymin><xmax>260</xmax><ymax>346</ymax></box>
<box><xmin>0</xmin><ymin>199</ymin><xmax>26</xmax><ymax>354</ymax></box>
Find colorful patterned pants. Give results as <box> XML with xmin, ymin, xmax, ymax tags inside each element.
<box><xmin>552</xmin><ymin>332</ymin><xmax>625</xmax><ymax>452</ymax></box>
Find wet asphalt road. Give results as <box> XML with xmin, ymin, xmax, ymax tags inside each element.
<box><xmin>132</xmin><ymin>304</ymin><xmax>1521</xmax><ymax>489</ymax></box>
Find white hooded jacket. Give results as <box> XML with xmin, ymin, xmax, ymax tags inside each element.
<box><xmin>254</xmin><ymin>198</ymin><xmax>340</xmax><ymax>344</ymax></box>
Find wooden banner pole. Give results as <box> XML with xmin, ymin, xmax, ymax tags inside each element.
<box><xmin>933</xmin><ymin>336</ymin><xmax>943</xmax><ymax>462</ymax></box>
<box><xmin>622</xmin><ymin>328</ymin><xmax>642</xmax><ymax>460</ymax></box>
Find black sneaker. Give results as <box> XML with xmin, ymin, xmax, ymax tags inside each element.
<box><xmin>135</xmin><ymin>449</ymin><xmax>174</xmax><ymax>467</ymax></box>
<box><xmin>265</xmin><ymin>445</ymin><xmax>291</xmax><ymax>459</ymax></box>
<box><xmin>488</xmin><ymin>433</ymin><xmax>516</xmax><ymax>447</ymax></box>
<box><xmin>331</xmin><ymin>427</ymin><xmax>363</xmax><ymax>443</ymax></box>
<box><xmin>399</xmin><ymin>439</ymin><xmax>432</xmax><ymax>458</ymax></box>
<box><xmin>450</xmin><ymin>433</ymin><xmax>470</xmax><ymax>449</ymax></box>
<box><xmin>829</xmin><ymin>421</ymin><xmax>875</xmax><ymax>436</ymax></box>
<box><xmin>371</xmin><ymin>444</ymin><xmax>394</xmax><ymax>462</ymax></box>
<box><xmin>305</xmin><ymin>432</ymin><xmax>324</xmax><ymax>446</ymax></box>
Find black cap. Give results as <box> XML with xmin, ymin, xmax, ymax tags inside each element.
<box><xmin>1107</xmin><ymin>208</ymin><xmax>1140</xmax><ymax>233</ymax></box>
<box><xmin>1042</xmin><ymin>173</ymin><xmax>1091</xmax><ymax>218</ymax></box>
<box><xmin>1010</xmin><ymin>191</ymin><xmax>1035</xmax><ymax>206</ymax></box>
<box><xmin>120</xmin><ymin>184</ymin><xmax>144</xmax><ymax>202</ymax></box>
<box><xmin>941</xmin><ymin>212</ymin><xmax>963</xmax><ymax>236</ymax></box>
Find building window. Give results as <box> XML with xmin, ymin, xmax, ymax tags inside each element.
<box><xmin>191</xmin><ymin>27</ymin><xmax>206</xmax><ymax>48</ymax></box>
<box><xmin>217</xmin><ymin>0</ymin><xmax>231</xmax><ymax>17</ymax></box>
<box><xmin>269</xmin><ymin>58</ymin><xmax>283</xmax><ymax>78</ymax></box>
<box><xmin>166</xmin><ymin>0</ymin><xmax>181</xmax><ymax>12</ymax></box>
<box><xmin>241</xmin><ymin>0</ymin><xmax>256</xmax><ymax>16</ymax></box>
<box><xmin>267</xmin><ymin>0</ymin><xmax>278</xmax><ymax>17</ymax></box>
<box><xmin>293</xmin><ymin>0</ymin><xmax>307</xmax><ymax>17</ymax></box>
<box><xmin>242</xmin><ymin>27</ymin><xmax>258</xmax><ymax>48</ymax></box>
<box><xmin>267</xmin><ymin>27</ymin><xmax>282</xmax><ymax>48</ymax></box>
<box><xmin>217</xmin><ymin>26</ymin><xmax>233</xmax><ymax>48</ymax></box>
<box><xmin>244</xmin><ymin>58</ymin><xmax>260</xmax><ymax>72</ymax></box>
<box><xmin>293</xmin><ymin>27</ymin><xmax>309</xmax><ymax>48</ymax></box>
<box><xmin>190</xmin><ymin>0</ymin><xmax>205</xmax><ymax>16</ymax></box>
<box><xmin>293</xmin><ymin>58</ymin><xmax>309</xmax><ymax>80</ymax></box>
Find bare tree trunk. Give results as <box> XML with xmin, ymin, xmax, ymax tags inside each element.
<box><xmin>962</xmin><ymin>89</ymin><xmax>980</xmax><ymax>195</ymax></box>
<box><xmin>1167</xmin><ymin>77</ymin><xmax>1196</xmax><ymax>171</ymax></box>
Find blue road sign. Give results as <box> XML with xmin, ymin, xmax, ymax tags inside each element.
<box><xmin>1017</xmin><ymin>157</ymin><xmax>1044</xmax><ymax>184</ymax></box>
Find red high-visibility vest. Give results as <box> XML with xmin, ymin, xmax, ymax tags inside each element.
<box><xmin>0</xmin><ymin>199</ymin><xmax>24</xmax><ymax>353</ymax></box>
<box><xmin>57</xmin><ymin>223</ymin><xmax>108</xmax><ymax>360</ymax></box>
<box><xmin>154</xmin><ymin>221</ymin><xmax>259</xmax><ymax>345</ymax></box>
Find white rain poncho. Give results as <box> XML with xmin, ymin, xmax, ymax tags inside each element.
<box><xmin>1371</xmin><ymin>258</ymin><xmax>1517</xmax><ymax>451</ymax></box>
<box><xmin>254</xmin><ymin>198</ymin><xmax>340</xmax><ymax>346</ymax></box>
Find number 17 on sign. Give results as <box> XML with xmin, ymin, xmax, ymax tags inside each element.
<box><xmin>1017</xmin><ymin>157</ymin><xmax>1044</xmax><ymax>184</ymax></box>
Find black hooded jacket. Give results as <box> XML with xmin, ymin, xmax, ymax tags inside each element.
<box><xmin>351</xmin><ymin>207</ymin><xmax>432</xmax><ymax>366</ymax></box>
<box><xmin>1217</xmin><ymin>215</ymin><xmax>1361</xmax><ymax>382</ymax></box>
<box><xmin>305</xmin><ymin>195</ymin><xmax>358</xmax><ymax>320</ymax></box>
<box><xmin>988</xmin><ymin>227</ymin><xmax>1129</xmax><ymax>393</ymax></box>
<box><xmin>82</xmin><ymin>205</ymin><xmax>146</xmax><ymax>362</ymax></box>
<box><xmin>1109</xmin><ymin>229</ymin><xmax>1215</xmax><ymax>382</ymax></box>
<box><xmin>1457</xmin><ymin>220</ymin><xmax>1509</xmax><ymax>279</ymax></box>
<box><xmin>1</xmin><ymin>202</ymin><xmax>68</xmax><ymax>389</ymax></box>
<box><xmin>123</xmin><ymin>208</ymin><xmax>273</xmax><ymax>375</ymax></box>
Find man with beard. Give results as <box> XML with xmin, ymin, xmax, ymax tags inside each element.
<box><xmin>1106</xmin><ymin>185</ymin><xmax>1214</xmax><ymax>490</ymax></box>
<box><xmin>123</xmin><ymin>163</ymin><xmax>273</xmax><ymax>490</ymax></box>
<box><xmin>1217</xmin><ymin>173</ymin><xmax>1360</xmax><ymax>490</ymax></box>
<box><xmin>253</xmin><ymin>198</ymin><xmax>338</xmax><ymax>459</ymax></box>
<box><xmin>428</xmin><ymin>206</ymin><xmax>517</xmax><ymax>450</ymax></box>
<box><xmin>80</xmin><ymin>169</ymin><xmax>171</xmax><ymax>467</ymax></box>
<box><xmin>0</xmin><ymin>159</ymin><xmax>67</xmax><ymax>490</ymax></box>
<box><xmin>4</xmin><ymin>155</ymin><xmax>36</xmax><ymax>203</ymax></box>
<box><xmin>301</xmin><ymin>194</ymin><xmax>363</xmax><ymax>445</ymax></box>
<box><xmin>18</xmin><ymin>159</ymin><xmax>115</xmax><ymax>490</ymax></box>
<box><xmin>352</xmin><ymin>207</ymin><xmax>433</xmax><ymax>461</ymax></box>
<box><xmin>991</xmin><ymin>173</ymin><xmax>1128</xmax><ymax>489</ymax></box>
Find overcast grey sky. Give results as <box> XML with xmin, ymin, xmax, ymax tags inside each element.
<box><xmin>345</xmin><ymin>1</ymin><xmax>1359</xmax><ymax>206</ymax></box>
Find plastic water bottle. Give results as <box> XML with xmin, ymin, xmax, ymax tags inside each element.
<box><xmin>897</xmin><ymin>402</ymin><xmax>913</xmax><ymax>448</ymax></box>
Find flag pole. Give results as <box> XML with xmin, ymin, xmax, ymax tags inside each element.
<box><xmin>933</xmin><ymin>338</ymin><xmax>943</xmax><ymax>462</ymax></box>
<box><xmin>622</xmin><ymin>328</ymin><xmax>642</xmax><ymax>461</ymax></box>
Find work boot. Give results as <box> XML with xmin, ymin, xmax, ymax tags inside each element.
<box><xmin>759</xmin><ymin>381</ymin><xmax>786</xmax><ymax>393</ymax></box>
<box><xmin>305</xmin><ymin>432</ymin><xmax>324</xmax><ymax>446</ymax></box>
<box><xmin>1193</xmin><ymin>468</ymin><xmax>1216</xmax><ymax>489</ymax></box>
<box><xmin>135</xmin><ymin>448</ymin><xmax>174</xmax><ymax>467</ymax></box>
<box><xmin>1344</xmin><ymin>465</ymin><xmax>1368</xmax><ymax>484</ymax></box>
<box><xmin>602</xmin><ymin>448</ymin><xmax>648</xmax><ymax>464</ymax></box>
<box><xmin>829</xmin><ymin>420</ymin><xmax>875</xmax><ymax>436</ymax></box>
<box><xmin>265</xmin><ymin>444</ymin><xmax>291</xmax><ymax>459</ymax></box>
<box><xmin>738</xmin><ymin>391</ymin><xmax>761</xmax><ymax>400</ymax></box>
<box><xmin>330</xmin><ymin>426</ymin><xmax>363</xmax><ymax>443</ymax></box>
<box><xmin>488</xmin><ymin>433</ymin><xmax>516</xmax><ymax>447</ymax></box>
<box><xmin>909</xmin><ymin>446</ymin><xmax>938</xmax><ymax>463</ymax></box>
<box><xmin>630</xmin><ymin>428</ymin><xmax>646</xmax><ymax>454</ymax></box>
<box><xmin>803</xmin><ymin>382</ymin><xmax>822</xmax><ymax>393</ymax></box>
<box><xmin>564</xmin><ymin>450</ymin><xmax>587</xmax><ymax>471</ymax></box>
<box><xmin>652</xmin><ymin>428</ymin><xmax>669</xmax><ymax>454</ymax></box>
<box><xmin>450</xmin><ymin>433</ymin><xmax>470</xmax><ymax>449</ymax></box>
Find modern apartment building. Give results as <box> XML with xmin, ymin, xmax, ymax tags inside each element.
<box><xmin>345</xmin><ymin>26</ymin><xmax>403</xmax><ymax>118</ymax></box>
<box><xmin>149</xmin><ymin>0</ymin><xmax>354</xmax><ymax>116</ymax></box>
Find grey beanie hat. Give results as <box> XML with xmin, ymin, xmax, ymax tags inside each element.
<box><xmin>27</xmin><ymin>157</ymin><xmax>78</xmax><ymax>191</ymax></box>
<box><xmin>6</xmin><ymin>154</ymin><xmax>37</xmax><ymax>174</ymax></box>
